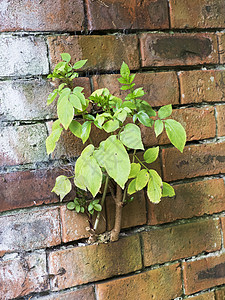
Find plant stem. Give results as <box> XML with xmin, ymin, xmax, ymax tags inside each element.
<box><xmin>110</xmin><ymin>184</ymin><xmax>123</xmax><ymax>242</ymax></box>
<box><xmin>93</xmin><ymin>175</ymin><xmax>109</xmax><ymax>231</ymax></box>
<box><xmin>134</xmin><ymin>154</ymin><xmax>149</xmax><ymax>170</ymax></box>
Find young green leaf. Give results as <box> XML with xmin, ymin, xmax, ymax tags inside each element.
<box><xmin>137</xmin><ymin>111</ymin><xmax>153</xmax><ymax>127</ymax></box>
<box><xmin>158</xmin><ymin>104</ymin><xmax>172</xmax><ymax>119</ymax></box>
<box><xmin>147</xmin><ymin>178</ymin><xmax>162</xmax><ymax>204</ymax></box>
<box><xmin>46</xmin><ymin>127</ymin><xmax>63</xmax><ymax>154</ymax></box>
<box><xmin>117</xmin><ymin>77</ymin><xmax>129</xmax><ymax>84</ymax></box>
<box><xmin>81</xmin><ymin>121</ymin><xmax>92</xmax><ymax>144</ymax></box>
<box><xmin>115</xmin><ymin>109</ymin><xmax>127</xmax><ymax>123</ymax></box>
<box><xmin>136</xmin><ymin>169</ymin><xmax>149</xmax><ymax>191</ymax></box>
<box><xmin>69</xmin><ymin>94</ymin><xmax>82</xmax><ymax>110</ymax></box>
<box><xmin>61</xmin><ymin>53</ymin><xmax>71</xmax><ymax>62</ymax></box>
<box><xmin>57</xmin><ymin>95</ymin><xmax>74</xmax><ymax>130</ymax></box>
<box><xmin>69</xmin><ymin>120</ymin><xmax>82</xmax><ymax>138</ymax></box>
<box><xmin>127</xmin><ymin>179</ymin><xmax>137</xmax><ymax>195</ymax></box>
<box><xmin>154</xmin><ymin>119</ymin><xmax>164</xmax><ymax>137</ymax></box>
<box><xmin>133</xmin><ymin>88</ymin><xmax>145</xmax><ymax>98</ymax></box>
<box><xmin>149</xmin><ymin>169</ymin><xmax>162</xmax><ymax>186</ymax></box>
<box><xmin>164</xmin><ymin>119</ymin><xmax>186</xmax><ymax>152</ymax></box>
<box><xmin>128</xmin><ymin>163</ymin><xmax>141</xmax><ymax>178</ymax></box>
<box><xmin>67</xmin><ymin>202</ymin><xmax>76</xmax><ymax>210</ymax></box>
<box><xmin>143</xmin><ymin>147</ymin><xmax>159</xmax><ymax>164</ymax></box>
<box><xmin>52</xmin><ymin>175</ymin><xmax>72</xmax><ymax>201</ymax></box>
<box><xmin>162</xmin><ymin>182</ymin><xmax>175</xmax><ymax>197</ymax></box>
<box><xmin>120</xmin><ymin>123</ymin><xmax>144</xmax><ymax>150</ymax></box>
<box><xmin>73</xmin><ymin>91</ymin><xmax>86</xmax><ymax>105</ymax></box>
<box><xmin>52</xmin><ymin>119</ymin><xmax>61</xmax><ymax>131</ymax></box>
<box><xmin>93</xmin><ymin>203</ymin><xmax>102</xmax><ymax>211</ymax></box>
<box><xmin>73</xmin><ymin>59</ymin><xmax>87</xmax><ymax>69</ymax></box>
<box><xmin>103</xmin><ymin>119</ymin><xmax>120</xmax><ymax>133</ymax></box>
<box><xmin>120</xmin><ymin>62</ymin><xmax>130</xmax><ymax>79</ymax></box>
<box><xmin>47</xmin><ymin>89</ymin><xmax>58</xmax><ymax>105</ymax></box>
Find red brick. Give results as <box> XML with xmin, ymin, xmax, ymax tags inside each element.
<box><xmin>158</xmin><ymin>107</ymin><xmax>216</xmax><ymax>144</ymax></box>
<box><xmin>96</xmin><ymin>263</ymin><xmax>182</xmax><ymax>300</ymax></box>
<box><xmin>216</xmin><ymin>105</ymin><xmax>225</xmax><ymax>137</ymax></box>
<box><xmin>190</xmin><ymin>292</ymin><xmax>215</xmax><ymax>300</ymax></box>
<box><xmin>60</xmin><ymin>204</ymin><xmax>106</xmax><ymax>243</ymax></box>
<box><xmin>92</xmin><ymin>71</ymin><xmax>179</xmax><ymax>107</ymax></box>
<box><xmin>0</xmin><ymin>251</ymin><xmax>48</xmax><ymax>299</ymax></box>
<box><xmin>48</xmin><ymin>35</ymin><xmax>140</xmax><ymax>72</ymax></box>
<box><xmin>183</xmin><ymin>253</ymin><xmax>225</xmax><ymax>294</ymax></box>
<box><xmin>33</xmin><ymin>286</ymin><xmax>95</xmax><ymax>300</ymax></box>
<box><xmin>0</xmin><ymin>167</ymin><xmax>75</xmax><ymax>213</ymax></box>
<box><xmin>0</xmin><ymin>0</ymin><xmax>84</xmax><ymax>32</ymax></box>
<box><xmin>162</xmin><ymin>142</ymin><xmax>225</xmax><ymax>182</ymax></box>
<box><xmin>48</xmin><ymin>235</ymin><xmax>142</xmax><ymax>290</ymax></box>
<box><xmin>148</xmin><ymin>178</ymin><xmax>225</xmax><ymax>225</ymax></box>
<box><xmin>106</xmin><ymin>191</ymin><xmax>146</xmax><ymax>231</ymax></box>
<box><xmin>170</xmin><ymin>0</ymin><xmax>225</xmax><ymax>29</ymax></box>
<box><xmin>215</xmin><ymin>287</ymin><xmax>225</xmax><ymax>300</ymax></box>
<box><xmin>142</xmin><ymin>219</ymin><xmax>221</xmax><ymax>266</ymax></box>
<box><xmin>0</xmin><ymin>124</ymin><xmax>48</xmax><ymax>167</ymax></box>
<box><xmin>218</xmin><ymin>33</ymin><xmax>225</xmax><ymax>64</ymax></box>
<box><xmin>221</xmin><ymin>217</ymin><xmax>225</xmax><ymax>248</ymax></box>
<box><xmin>140</xmin><ymin>33</ymin><xmax>218</xmax><ymax>67</ymax></box>
<box><xmin>86</xmin><ymin>0</ymin><xmax>169</xmax><ymax>30</ymax></box>
<box><xmin>179</xmin><ymin>70</ymin><xmax>225</xmax><ymax>104</ymax></box>
<box><xmin>0</xmin><ymin>207</ymin><xmax>61</xmax><ymax>256</ymax></box>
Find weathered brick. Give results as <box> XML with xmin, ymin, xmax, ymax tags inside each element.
<box><xmin>162</xmin><ymin>142</ymin><xmax>225</xmax><ymax>181</ymax></box>
<box><xmin>190</xmin><ymin>292</ymin><xmax>215</xmax><ymax>300</ymax></box>
<box><xmin>0</xmin><ymin>0</ymin><xmax>84</xmax><ymax>32</ymax></box>
<box><xmin>0</xmin><ymin>167</ymin><xmax>76</xmax><ymax>213</ymax></box>
<box><xmin>218</xmin><ymin>33</ymin><xmax>225</xmax><ymax>64</ymax></box>
<box><xmin>221</xmin><ymin>217</ymin><xmax>225</xmax><ymax>248</ymax></box>
<box><xmin>158</xmin><ymin>107</ymin><xmax>216</xmax><ymax>144</ymax></box>
<box><xmin>32</xmin><ymin>286</ymin><xmax>96</xmax><ymax>300</ymax></box>
<box><xmin>179</xmin><ymin>70</ymin><xmax>225</xmax><ymax>104</ymax></box>
<box><xmin>142</xmin><ymin>219</ymin><xmax>221</xmax><ymax>266</ymax></box>
<box><xmin>140</xmin><ymin>33</ymin><xmax>218</xmax><ymax>67</ymax></box>
<box><xmin>148</xmin><ymin>178</ymin><xmax>225</xmax><ymax>225</ymax></box>
<box><xmin>86</xmin><ymin>0</ymin><xmax>169</xmax><ymax>30</ymax></box>
<box><xmin>60</xmin><ymin>204</ymin><xmax>106</xmax><ymax>243</ymax></box>
<box><xmin>92</xmin><ymin>71</ymin><xmax>179</xmax><ymax>107</ymax></box>
<box><xmin>0</xmin><ymin>207</ymin><xmax>61</xmax><ymax>256</ymax></box>
<box><xmin>96</xmin><ymin>263</ymin><xmax>182</xmax><ymax>300</ymax></box>
<box><xmin>48</xmin><ymin>235</ymin><xmax>142</xmax><ymax>290</ymax></box>
<box><xmin>0</xmin><ymin>251</ymin><xmax>48</xmax><ymax>299</ymax></box>
<box><xmin>0</xmin><ymin>77</ymin><xmax>91</xmax><ymax>121</ymax></box>
<box><xmin>170</xmin><ymin>0</ymin><xmax>225</xmax><ymax>29</ymax></box>
<box><xmin>0</xmin><ymin>36</ymin><xmax>49</xmax><ymax>77</ymax></box>
<box><xmin>183</xmin><ymin>253</ymin><xmax>225</xmax><ymax>294</ymax></box>
<box><xmin>0</xmin><ymin>124</ymin><xmax>48</xmax><ymax>167</ymax></box>
<box><xmin>215</xmin><ymin>287</ymin><xmax>225</xmax><ymax>300</ymax></box>
<box><xmin>106</xmin><ymin>191</ymin><xmax>146</xmax><ymax>231</ymax></box>
<box><xmin>48</xmin><ymin>35</ymin><xmax>140</xmax><ymax>72</ymax></box>
<box><xmin>216</xmin><ymin>105</ymin><xmax>225</xmax><ymax>137</ymax></box>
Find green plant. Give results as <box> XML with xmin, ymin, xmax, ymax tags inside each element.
<box><xmin>46</xmin><ymin>53</ymin><xmax>186</xmax><ymax>242</ymax></box>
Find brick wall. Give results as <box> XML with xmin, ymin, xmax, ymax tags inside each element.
<box><xmin>1</xmin><ymin>1</ymin><xmax>225</xmax><ymax>299</ymax></box>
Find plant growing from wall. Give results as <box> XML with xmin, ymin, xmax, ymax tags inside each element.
<box><xmin>46</xmin><ymin>53</ymin><xmax>186</xmax><ymax>242</ymax></box>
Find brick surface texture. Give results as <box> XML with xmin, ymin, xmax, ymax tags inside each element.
<box><xmin>1</xmin><ymin>1</ymin><xmax>225</xmax><ymax>299</ymax></box>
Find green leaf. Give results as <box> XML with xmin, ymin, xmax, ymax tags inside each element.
<box><xmin>73</xmin><ymin>59</ymin><xmax>87</xmax><ymax>69</ymax></box>
<box><xmin>118</xmin><ymin>77</ymin><xmax>129</xmax><ymax>84</ymax></box>
<box><xmin>61</xmin><ymin>53</ymin><xmax>71</xmax><ymax>62</ymax></box>
<box><xmin>122</xmin><ymin>101</ymin><xmax>136</xmax><ymax>109</ymax></box>
<box><xmin>73</xmin><ymin>91</ymin><xmax>86</xmax><ymax>105</ymax></box>
<box><xmin>81</xmin><ymin>144</ymin><xmax>95</xmax><ymax>158</ymax></box>
<box><xmin>52</xmin><ymin>175</ymin><xmax>72</xmax><ymax>201</ymax></box>
<box><xmin>128</xmin><ymin>163</ymin><xmax>141</xmax><ymax>178</ymax></box>
<box><xmin>120</xmin><ymin>123</ymin><xmax>144</xmax><ymax>150</ymax></box>
<box><xmin>103</xmin><ymin>136</ymin><xmax>130</xmax><ymax>189</ymax></box>
<box><xmin>139</xmin><ymin>101</ymin><xmax>156</xmax><ymax>117</ymax></box>
<box><xmin>67</xmin><ymin>202</ymin><xmax>76</xmax><ymax>210</ymax></box>
<box><xmin>147</xmin><ymin>178</ymin><xmax>162</xmax><ymax>204</ymax></box>
<box><xmin>115</xmin><ymin>109</ymin><xmax>127</xmax><ymax>123</ymax></box>
<box><xmin>73</xmin><ymin>87</ymin><xmax>84</xmax><ymax>93</ymax></box>
<box><xmin>91</xmin><ymin>88</ymin><xmax>110</xmax><ymax>97</ymax></box>
<box><xmin>52</xmin><ymin>119</ymin><xmax>61</xmax><ymax>131</ymax></box>
<box><xmin>149</xmin><ymin>169</ymin><xmax>162</xmax><ymax>186</ymax></box>
<box><xmin>69</xmin><ymin>93</ymin><xmax>82</xmax><ymax>110</ymax></box>
<box><xmin>136</xmin><ymin>169</ymin><xmax>149</xmax><ymax>191</ymax></box>
<box><xmin>81</xmin><ymin>121</ymin><xmax>92</xmax><ymax>144</ymax></box>
<box><xmin>93</xmin><ymin>141</ymin><xmax>105</xmax><ymax>168</ymax></box>
<box><xmin>154</xmin><ymin>119</ymin><xmax>164</xmax><ymax>137</ymax></box>
<box><xmin>120</xmin><ymin>62</ymin><xmax>130</xmax><ymax>79</ymax></box>
<box><xmin>137</xmin><ymin>111</ymin><xmax>153</xmax><ymax>127</ymax></box>
<box><xmin>162</xmin><ymin>182</ymin><xmax>175</xmax><ymax>197</ymax></box>
<box><xmin>74</xmin><ymin>152</ymin><xmax>102</xmax><ymax>197</ymax></box>
<box><xmin>69</xmin><ymin>120</ymin><xmax>82</xmax><ymax>138</ymax></box>
<box><xmin>58</xmin><ymin>83</ymin><xmax>67</xmax><ymax>91</ymax></box>
<box><xmin>57</xmin><ymin>95</ymin><xmax>74</xmax><ymax>130</ymax></box>
<box><xmin>120</xmin><ymin>85</ymin><xmax>131</xmax><ymax>91</ymax></box>
<box><xmin>129</xmin><ymin>74</ymin><xmax>136</xmax><ymax>83</ymax></box>
<box><xmin>127</xmin><ymin>179</ymin><xmax>136</xmax><ymax>195</ymax></box>
<box><xmin>47</xmin><ymin>89</ymin><xmax>58</xmax><ymax>105</ymax></box>
<box><xmin>143</xmin><ymin>147</ymin><xmax>159</xmax><ymax>164</ymax></box>
<box><xmin>158</xmin><ymin>104</ymin><xmax>172</xmax><ymax>119</ymax></box>
<box><xmin>103</xmin><ymin>119</ymin><xmax>120</xmax><ymax>133</ymax></box>
<box><xmin>164</xmin><ymin>119</ymin><xmax>186</xmax><ymax>152</ymax></box>
<box><xmin>93</xmin><ymin>203</ymin><xmax>102</xmax><ymax>211</ymax></box>
<box><xmin>46</xmin><ymin>127</ymin><xmax>63</xmax><ymax>154</ymax></box>
<box><xmin>133</xmin><ymin>88</ymin><xmax>145</xmax><ymax>98</ymax></box>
